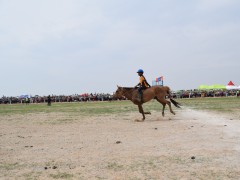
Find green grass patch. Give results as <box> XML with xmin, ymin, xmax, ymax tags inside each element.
<box><xmin>0</xmin><ymin>162</ymin><xmax>22</xmax><ymax>171</ymax></box>
<box><xmin>176</xmin><ymin>97</ymin><xmax>240</xmax><ymax>113</ymax></box>
<box><xmin>0</xmin><ymin>97</ymin><xmax>239</xmax><ymax>117</ymax></box>
<box><xmin>0</xmin><ymin>101</ymin><xmax>135</xmax><ymax>116</ymax></box>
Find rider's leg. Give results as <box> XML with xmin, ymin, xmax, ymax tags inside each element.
<box><xmin>138</xmin><ymin>87</ymin><xmax>143</xmax><ymax>102</ymax></box>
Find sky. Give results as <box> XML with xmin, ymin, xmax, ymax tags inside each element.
<box><xmin>0</xmin><ymin>0</ymin><xmax>240</xmax><ymax>96</ymax></box>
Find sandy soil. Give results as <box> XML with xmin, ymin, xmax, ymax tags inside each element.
<box><xmin>1</xmin><ymin>107</ymin><xmax>240</xmax><ymax>180</ymax></box>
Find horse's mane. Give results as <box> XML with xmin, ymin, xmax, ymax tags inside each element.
<box><xmin>122</xmin><ymin>87</ymin><xmax>134</xmax><ymax>89</ymax></box>
<box><xmin>122</xmin><ymin>87</ymin><xmax>135</xmax><ymax>90</ymax></box>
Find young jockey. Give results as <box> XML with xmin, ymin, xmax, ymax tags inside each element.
<box><xmin>135</xmin><ymin>69</ymin><xmax>151</xmax><ymax>102</ymax></box>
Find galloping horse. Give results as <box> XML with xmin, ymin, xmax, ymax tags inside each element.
<box><xmin>113</xmin><ymin>86</ymin><xmax>181</xmax><ymax>121</ymax></box>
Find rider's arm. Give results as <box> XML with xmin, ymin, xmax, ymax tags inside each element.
<box><xmin>135</xmin><ymin>83</ymin><xmax>140</xmax><ymax>88</ymax></box>
<box><xmin>147</xmin><ymin>82</ymin><xmax>151</xmax><ymax>87</ymax></box>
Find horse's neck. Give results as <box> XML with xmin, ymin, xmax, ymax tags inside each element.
<box><xmin>123</xmin><ymin>89</ymin><xmax>135</xmax><ymax>100</ymax></box>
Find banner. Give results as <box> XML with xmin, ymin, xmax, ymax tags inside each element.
<box><xmin>156</xmin><ymin>76</ymin><xmax>163</xmax><ymax>82</ymax></box>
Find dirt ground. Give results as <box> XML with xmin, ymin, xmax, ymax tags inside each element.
<box><xmin>1</xmin><ymin>107</ymin><xmax>240</xmax><ymax>180</ymax></box>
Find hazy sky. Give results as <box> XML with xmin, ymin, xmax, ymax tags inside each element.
<box><xmin>1</xmin><ymin>0</ymin><xmax>239</xmax><ymax>96</ymax></box>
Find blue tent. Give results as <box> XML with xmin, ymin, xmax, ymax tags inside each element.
<box><xmin>19</xmin><ymin>95</ymin><xmax>30</xmax><ymax>98</ymax></box>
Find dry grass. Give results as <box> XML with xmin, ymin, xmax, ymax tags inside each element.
<box><xmin>0</xmin><ymin>98</ymin><xmax>240</xmax><ymax>179</ymax></box>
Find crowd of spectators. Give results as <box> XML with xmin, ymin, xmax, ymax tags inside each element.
<box><xmin>0</xmin><ymin>89</ymin><xmax>239</xmax><ymax>104</ymax></box>
<box><xmin>172</xmin><ymin>89</ymin><xmax>240</xmax><ymax>98</ymax></box>
<box><xmin>0</xmin><ymin>93</ymin><xmax>115</xmax><ymax>104</ymax></box>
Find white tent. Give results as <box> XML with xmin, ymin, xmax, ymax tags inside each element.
<box><xmin>226</xmin><ymin>81</ymin><xmax>239</xmax><ymax>90</ymax></box>
<box><xmin>226</xmin><ymin>85</ymin><xmax>239</xmax><ymax>90</ymax></box>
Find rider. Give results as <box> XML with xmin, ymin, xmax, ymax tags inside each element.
<box><xmin>135</xmin><ymin>69</ymin><xmax>151</xmax><ymax>102</ymax></box>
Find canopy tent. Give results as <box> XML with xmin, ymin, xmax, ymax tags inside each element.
<box><xmin>226</xmin><ymin>81</ymin><xmax>239</xmax><ymax>90</ymax></box>
<box><xmin>227</xmin><ymin>81</ymin><xmax>235</xmax><ymax>86</ymax></box>
<box><xmin>226</xmin><ymin>86</ymin><xmax>239</xmax><ymax>90</ymax></box>
<box><xmin>198</xmin><ymin>84</ymin><xmax>226</xmax><ymax>90</ymax></box>
<box><xmin>198</xmin><ymin>85</ymin><xmax>210</xmax><ymax>90</ymax></box>
<box><xmin>19</xmin><ymin>94</ymin><xmax>31</xmax><ymax>98</ymax></box>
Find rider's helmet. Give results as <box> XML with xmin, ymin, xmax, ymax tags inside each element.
<box><xmin>137</xmin><ymin>69</ymin><xmax>144</xmax><ymax>73</ymax></box>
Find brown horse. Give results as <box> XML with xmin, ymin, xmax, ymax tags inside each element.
<box><xmin>113</xmin><ymin>86</ymin><xmax>181</xmax><ymax>121</ymax></box>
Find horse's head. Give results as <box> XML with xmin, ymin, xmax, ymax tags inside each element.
<box><xmin>113</xmin><ymin>86</ymin><xmax>124</xmax><ymax>99</ymax></box>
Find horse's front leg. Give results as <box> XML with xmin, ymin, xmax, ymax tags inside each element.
<box><xmin>138</xmin><ymin>105</ymin><xmax>145</xmax><ymax>121</ymax></box>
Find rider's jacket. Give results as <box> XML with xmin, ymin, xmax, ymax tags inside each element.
<box><xmin>139</xmin><ymin>75</ymin><xmax>149</xmax><ymax>88</ymax></box>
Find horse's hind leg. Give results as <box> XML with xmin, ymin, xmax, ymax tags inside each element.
<box><xmin>156</xmin><ymin>97</ymin><xmax>175</xmax><ymax>115</ymax></box>
<box><xmin>155</xmin><ymin>98</ymin><xmax>166</xmax><ymax>116</ymax></box>
<box><xmin>162</xmin><ymin>103</ymin><xmax>166</xmax><ymax>116</ymax></box>
<box><xmin>166</xmin><ymin>100</ymin><xmax>175</xmax><ymax>115</ymax></box>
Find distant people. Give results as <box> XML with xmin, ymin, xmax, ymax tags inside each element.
<box><xmin>47</xmin><ymin>95</ymin><xmax>52</xmax><ymax>106</ymax></box>
<box><xmin>25</xmin><ymin>97</ymin><xmax>30</xmax><ymax>105</ymax></box>
<box><xmin>135</xmin><ymin>69</ymin><xmax>151</xmax><ymax>102</ymax></box>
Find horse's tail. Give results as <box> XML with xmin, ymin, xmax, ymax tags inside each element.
<box><xmin>166</xmin><ymin>86</ymin><xmax>181</xmax><ymax>108</ymax></box>
<box><xmin>170</xmin><ymin>98</ymin><xmax>181</xmax><ymax>108</ymax></box>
